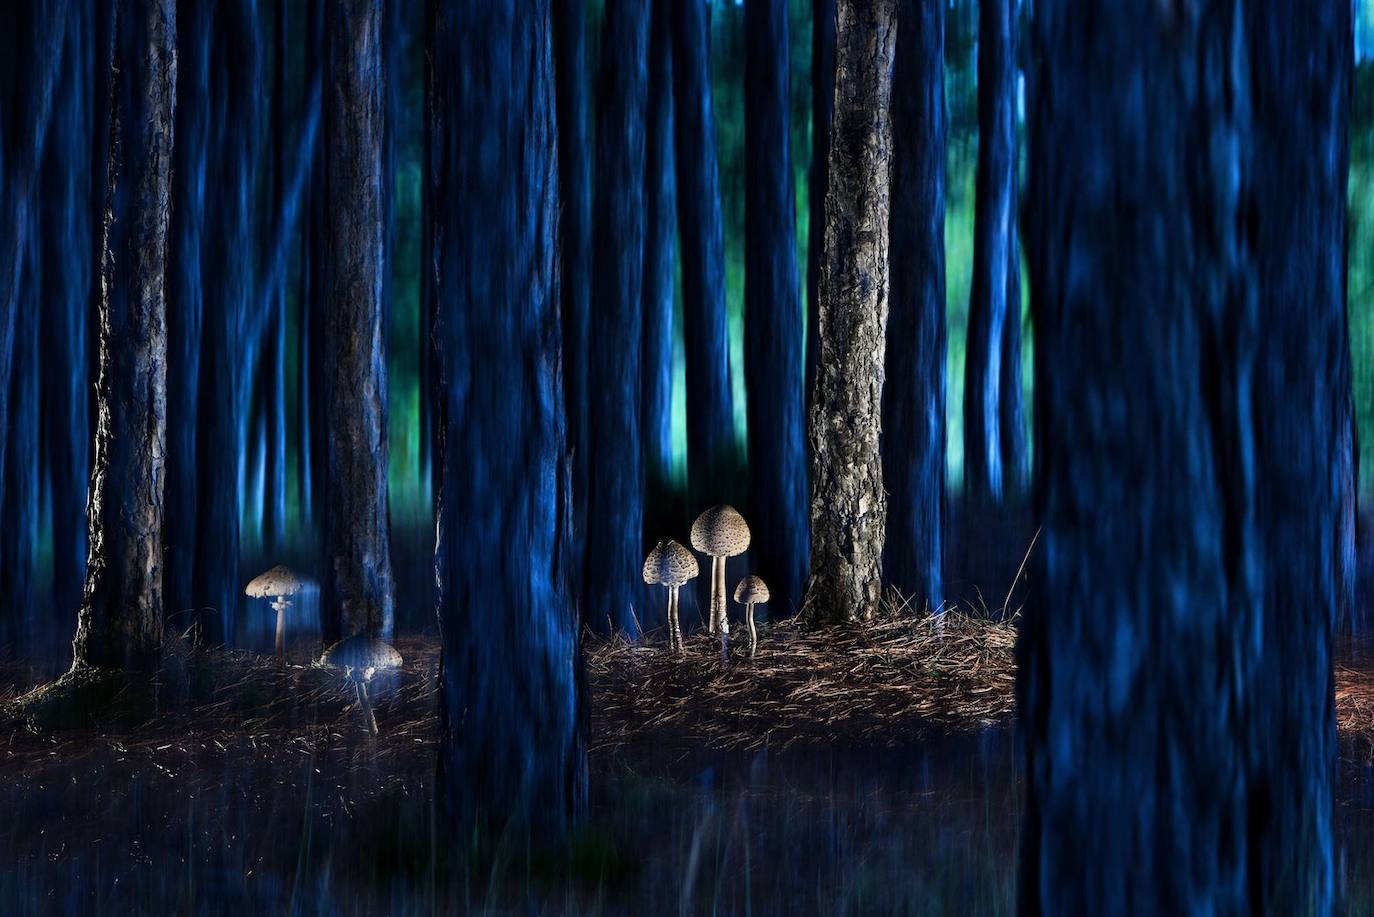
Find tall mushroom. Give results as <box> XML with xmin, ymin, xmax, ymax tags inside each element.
<box><xmin>733</xmin><ymin>575</ymin><xmax>770</xmax><ymax>658</ymax></box>
<box><xmin>643</xmin><ymin>539</ymin><xmax>700</xmax><ymax>653</ymax></box>
<box><xmin>245</xmin><ymin>565</ymin><xmax>310</xmax><ymax>661</ymax></box>
<box><xmin>690</xmin><ymin>505</ymin><xmax>751</xmax><ymax>637</ymax></box>
<box><xmin>318</xmin><ymin>634</ymin><xmax>404</xmax><ymax>735</ymax></box>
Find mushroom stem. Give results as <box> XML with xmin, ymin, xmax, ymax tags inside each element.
<box><xmin>669</xmin><ymin>586</ymin><xmax>683</xmax><ymax>653</ymax></box>
<box><xmin>707</xmin><ymin>556</ymin><xmax>720</xmax><ymax>634</ymax></box>
<box><xmin>714</xmin><ymin>555</ymin><xmax>729</xmax><ymax>635</ymax></box>
<box><xmin>273</xmin><ymin>597</ymin><xmax>290</xmax><ymax>662</ymax></box>
<box><xmin>747</xmin><ymin>601</ymin><xmax>757</xmax><ymax>658</ymax></box>
<box><xmin>356</xmin><ymin>677</ymin><xmax>378</xmax><ymax>735</ymax></box>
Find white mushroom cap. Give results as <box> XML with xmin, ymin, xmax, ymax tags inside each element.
<box><xmin>319</xmin><ymin>634</ymin><xmax>403</xmax><ymax>675</ymax></box>
<box><xmin>733</xmin><ymin>575</ymin><xmax>770</xmax><ymax>605</ymax></box>
<box><xmin>690</xmin><ymin>505</ymin><xmax>751</xmax><ymax>557</ymax></box>
<box><xmin>643</xmin><ymin>539</ymin><xmax>700</xmax><ymax>587</ymax></box>
<box><xmin>245</xmin><ymin>564</ymin><xmax>309</xmax><ymax>598</ymax></box>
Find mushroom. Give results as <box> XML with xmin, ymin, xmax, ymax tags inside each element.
<box><xmin>245</xmin><ymin>565</ymin><xmax>310</xmax><ymax>661</ymax></box>
<box><xmin>643</xmin><ymin>539</ymin><xmax>700</xmax><ymax>653</ymax></box>
<box><xmin>318</xmin><ymin>634</ymin><xmax>403</xmax><ymax>735</ymax></box>
<box><xmin>689</xmin><ymin>505</ymin><xmax>751</xmax><ymax>639</ymax></box>
<box><xmin>733</xmin><ymin>575</ymin><xmax>770</xmax><ymax>658</ymax></box>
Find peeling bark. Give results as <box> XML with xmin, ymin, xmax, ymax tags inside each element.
<box><xmin>804</xmin><ymin>0</ymin><xmax>896</xmax><ymax>625</ymax></box>
<box><xmin>806</xmin><ymin>0</ymin><xmax>836</xmax><ymax>419</ymax></box>
<box><xmin>73</xmin><ymin>0</ymin><xmax>175</xmax><ymax>670</ymax></box>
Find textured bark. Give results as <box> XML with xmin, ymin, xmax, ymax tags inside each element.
<box><xmin>324</xmin><ymin>0</ymin><xmax>395</xmax><ymax>641</ymax></box>
<box><xmin>805</xmin><ymin>0</ymin><xmax>835</xmax><ymax>417</ymax></box>
<box><xmin>744</xmin><ymin>0</ymin><xmax>808</xmax><ymax>616</ymax></box>
<box><xmin>962</xmin><ymin>0</ymin><xmax>1018</xmax><ymax>503</ymax></box>
<box><xmin>431</xmin><ymin>0</ymin><xmax>585</xmax><ymax>839</ymax></box>
<box><xmin>672</xmin><ymin>0</ymin><xmax>735</xmax><ymax>503</ymax></box>
<box><xmin>1018</xmin><ymin>0</ymin><xmax>1343</xmax><ymax>910</ymax></box>
<box><xmin>804</xmin><ymin>0</ymin><xmax>895</xmax><ymax>626</ymax></box>
<box><xmin>584</xmin><ymin>0</ymin><xmax>650</xmax><ymax>637</ymax></box>
<box><xmin>72</xmin><ymin>0</ymin><xmax>175</xmax><ymax>670</ymax></box>
<box><xmin>642</xmin><ymin>0</ymin><xmax>677</xmax><ymax>549</ymax></box>
<box><xmin>881</xmin><ymin>0</ymin><xmax>945</xmax><ymax>612</ymax></box>
<box><xmin>552</xmin><ymin>0</ymin><xmax>593</xmax><ymax>598</ymax></box>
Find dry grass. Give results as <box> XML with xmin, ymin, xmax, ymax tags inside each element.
<box><xmin>587</xmin><ymin>607</ymin><xmax>1018</xmax><ymax>754</ymax></box>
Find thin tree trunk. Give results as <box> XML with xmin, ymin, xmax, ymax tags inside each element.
<box><xmin>1018</xmin><ymin>1</ymin><xmax>1343</xmax><ymax>910</ymax></box>
<box><xmin>744</xmin><ymin>0</ymin><xmax>808</xmax><ymax>616</ymax></box>
<box><xmin>324</xmin><ymin>0</ymin><xmax>395</xmax><ymax>642</ymax></box>
<box><xmin>262</xmin><ymin>0</ymin><xmax>289</xmax><ymax>552</ymax></box>
<box><xmin>804</xmin><ymin>0</ymin><xmax>896</xmax><ymax>626</ymax></box>
<box><xmin>962</xmin><ymin>0</ymin><xmax>1018</xmax><ymax>504</ymax></box>
<box><xmin>806</xmin><ymin>0</ymin><xmax>835</xmax><ymax>419</ymax></box>
<box><xmin>583</xmin><ymin>0</ymin><xmax>650</xmax><ymax>637</ymax></box>
<box><xmin>881</xmin><ymin>0</ymin><xmax>945</xmax><ymax>613</ymax></box>
<box><xmin>642</xmin><ymin>0</ymin><xmax>676</xmax><ymax>563</ymax></box>
<box><xmin>72</xmin><ymin>0</ymin><xmax>175</xmax><ymax>670</ymax></box>
<box><xmin>431</xmin><ymin>0</ymin><xmax>585</xmax><ymax>839</ymax></box>
<box><xmin>672</xmin><ymin>0</ymin><xmax>735</xmax><ymax>506</ymax></box>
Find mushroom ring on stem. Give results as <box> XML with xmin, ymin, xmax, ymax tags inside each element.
<box><xmin>733</xmin><ymin>575</ymin><xmax>770</xmax><ymax>658</ymax></box>
<box><xmin>245</xmin><ymin>565</ymin><xmax>310</xmax><ymax>661</ymax></box>
<box><xmin>318</xmin><ymin>634</ymin><xmax>403</xmax><ymax>735</ymax></box>
<box><xmin>690</xmin><ymin>505</ymin><xmax>751</xmax><ymax>638</ymax></box>
<box><xmin>643</xmin><ymin>539</ymin><xmax>700</xmax><ymax>653</ymax></box>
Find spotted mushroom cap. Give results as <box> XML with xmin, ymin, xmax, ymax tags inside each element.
<box><xmin>689</xmin><ymin>505</ymin><xmax>751</xmax><ymax>557</ymax></box>
<box><xmin>319</xmin><ymin>634</ymin><xmax>403</xmax><ymax>674</ymax></box>
<box><xmin>643</xmin><ymin>539</ymin><xmax>700</xmax><ymax>587</ymax></box>
<box><xmin>245</xmin><ymin>564</ymin><xmax>309</xmax><ymax>598</ymax></box>
<box><xmin>733</xmin><ymin>575</ymin><xmax>770</xmax><ymax>605</ymax></box>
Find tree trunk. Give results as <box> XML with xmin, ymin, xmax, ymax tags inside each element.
<box><xmin>881</xmin><ymin>0</ymin><xmax>945</xmax><ymax>613</ymax></box>
<box><xmin>744</xmin><ymin>0</ymin><xmax>808</xmax><ymax>616</ymax></box>
<box><xmin>72</xmin><ymin>0</ymin><xmax>175</xmax><ymax>670</ymax></box>
<box><xmin>324</xmin><ymin>0</ymin><xmax>395</xmax><ymax>642</ymax></box>
<box><xmin>583</xmin><ymin>0</ymin><xmax>650</xmax><ymax>637</ymax></box>
<box><xmin>806</xmin><ymin>0</ymin><xmax>835</xmax><ymax>419</ymax></box>
<box><xmin>804</xmin><ymin>0</ymin><xmax>896</xmax><ymax>626</ymax></box>
<box><xmin>962</xmin><ymin>0</ymin><xmax>1018</xmax><ymax>504</ymax></box>
<box><xmin>261</xmin><ymin>0</ymin><xmax>289</xmax><ymax>552</ymax></box>
<box><xmin>430</xmin><ymin>0</ymin><xmax>585</xmax><ymax>839</ymax></box>
<box><xmin>998</xmin><ymin>142</ymin><xmax>1026</xmax><ymax>496</ymax></box>
<box><xmin>642</xmin><ymin>0</ymin><xmax>676</xmax><ymax>563</ymax></box>
<box><xmin>552</xmin><ymin>0</ymin><xmax>592</xmax><ymax>601</ymax></box>
<box><xmin>672</xmin><ymin>0</ymin><xmax>735</xmax><ymax>506</ymax></box>
<box><xmin>1018</xmin><ymin>1</ymin><xmax>1343</xmax><ymax>910</ymax></box>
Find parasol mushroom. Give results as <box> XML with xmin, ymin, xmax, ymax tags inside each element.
<box><xmin>733</xmin><ymin>575</ymin><xmax>770</xmax><ymax>658</ymax></box>
<box><xmin>318</xmin><ymin>634</ymin><xmax>403</xmax><ymax>735</ymax></box>
<box><xmin>690</xmin><ymin>505</ymin><xmax>751</xmax><ymax>639</ymax></box>
<box><xmin>643</xmin><ymin>539</ymin><xmax>700</xmax><ymax>653</ymax></box>
<box><xmin>245</xmin><ymin>565</ymin><xmax>310</xmax><ymax>661</ymax></box>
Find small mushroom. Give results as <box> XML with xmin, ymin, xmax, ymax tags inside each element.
<box><xmin>733</xmin><ymin>575</ymin><xmax>770</xmax><ymax>658</ymax></box>
<box><xmin>245</xmin><ymin>565</ymin><xmax>310</xmax><ymax>661</ymax></box>
<box><xmin>318</xmin><ymin>634</ymin><xmax>403</xmax><ymax>735</ymax></box>
<box><xmin>689</xmin><ymin>505</ymin><xmax>751</xmax><ymax>640</ymax></box>
<box><xmin>643</xmin><ymin>539</ymin><xmax>700</xmax><ymax>653</ymax></box>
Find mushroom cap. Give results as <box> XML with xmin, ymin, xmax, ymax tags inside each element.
<box><xmin>319</xmin><ymin>634</ymin><xmax>403</xmax><ymax>674</ymax></box>
<box><xmin>689</xmin><ymin>505</ymin><xmax>751</xmax><ymax>557</ymax></box>
<box><xmin>245</xmin><ymin>564</ymin><xmax>309</xmax><ymax>598</ymax></box>
<box><xmin>642</xmin><ymin>539</ymin><xmax>700</xmax><ymax>587</ymax></box>
<box><xmin>733</xmin><ymin>575</ymin><xmax>770</xmax><ymax>605</ymax></box>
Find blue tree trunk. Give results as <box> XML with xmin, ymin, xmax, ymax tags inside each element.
<box><xmin>881</xmin><ymin>0</ymin><xmax>945</xmax><ymax>613</ymax></box>
<box><xmin>430</xmin><ymin>0</ymin><xmax>585</xmax><ymax>839</ymax></box>
<box><xmin>672</xmin><ymin>0</ymin><xmax>735</xmax><ymax>508</ymax></box>
<box><xmin>583</xmin><ymin>0</ymin><xmax>650</xmax><ymax>637</ymax></box>
<box><xmin>744</xmin><ymin>0</ymin><xmax>808</xmax><ymax>616</ymax></box>
<box><xmin>806</xmin><ymin>0</ymin><xmax>835</xmax><ymax>421</ymax></box>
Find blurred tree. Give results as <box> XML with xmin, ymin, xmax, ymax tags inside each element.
<box><xmin>744</xmin><ymin>0</ymin><xmax>808</xmax><ymax>615</ymax></box>
<box><xmin>882</xmin><ymin>0</ymin><xmax>945</xmax><ymax>614</ymax></box>
<box><xmin>72</xmin><ymin>0</ymin><xmax>175</xmax><ymax>670</ymax></box>
<box><xmin>673</xmin><ymin>0</ymin><xmax>735</xmax><ymax>508</ymax></box>
<box><xmin>323</xmin><ymin>0</ymin><xmax>396</xmax><ymax>642</ymax></box>
<box><xmin>805</xmin><ymin>0</ymin><xmax>896</xmax><ymax>625</ymax></box>
<box><xmin>962</xmin><ymin>0</ymin><xmax>1019</xmax><ymax>503</ymax></box>
<box><xmin>584</xmin><ymin>0</ymin><xmax>650</xmax><ymax>636</ymax></box>
<box><xmin>430</xmin><ymin>0</ymin><xmax>586</xmax><ymax>839</ymax></box>
<box><xmin>1019</xmin><ymin>0</ymin><xmax>1346</xmax><ymax>910</ymax></box>
<box><xmin>806</xmin><ymin>0</ymin><xmax>834</xmax><ymax>418</ymax></box>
